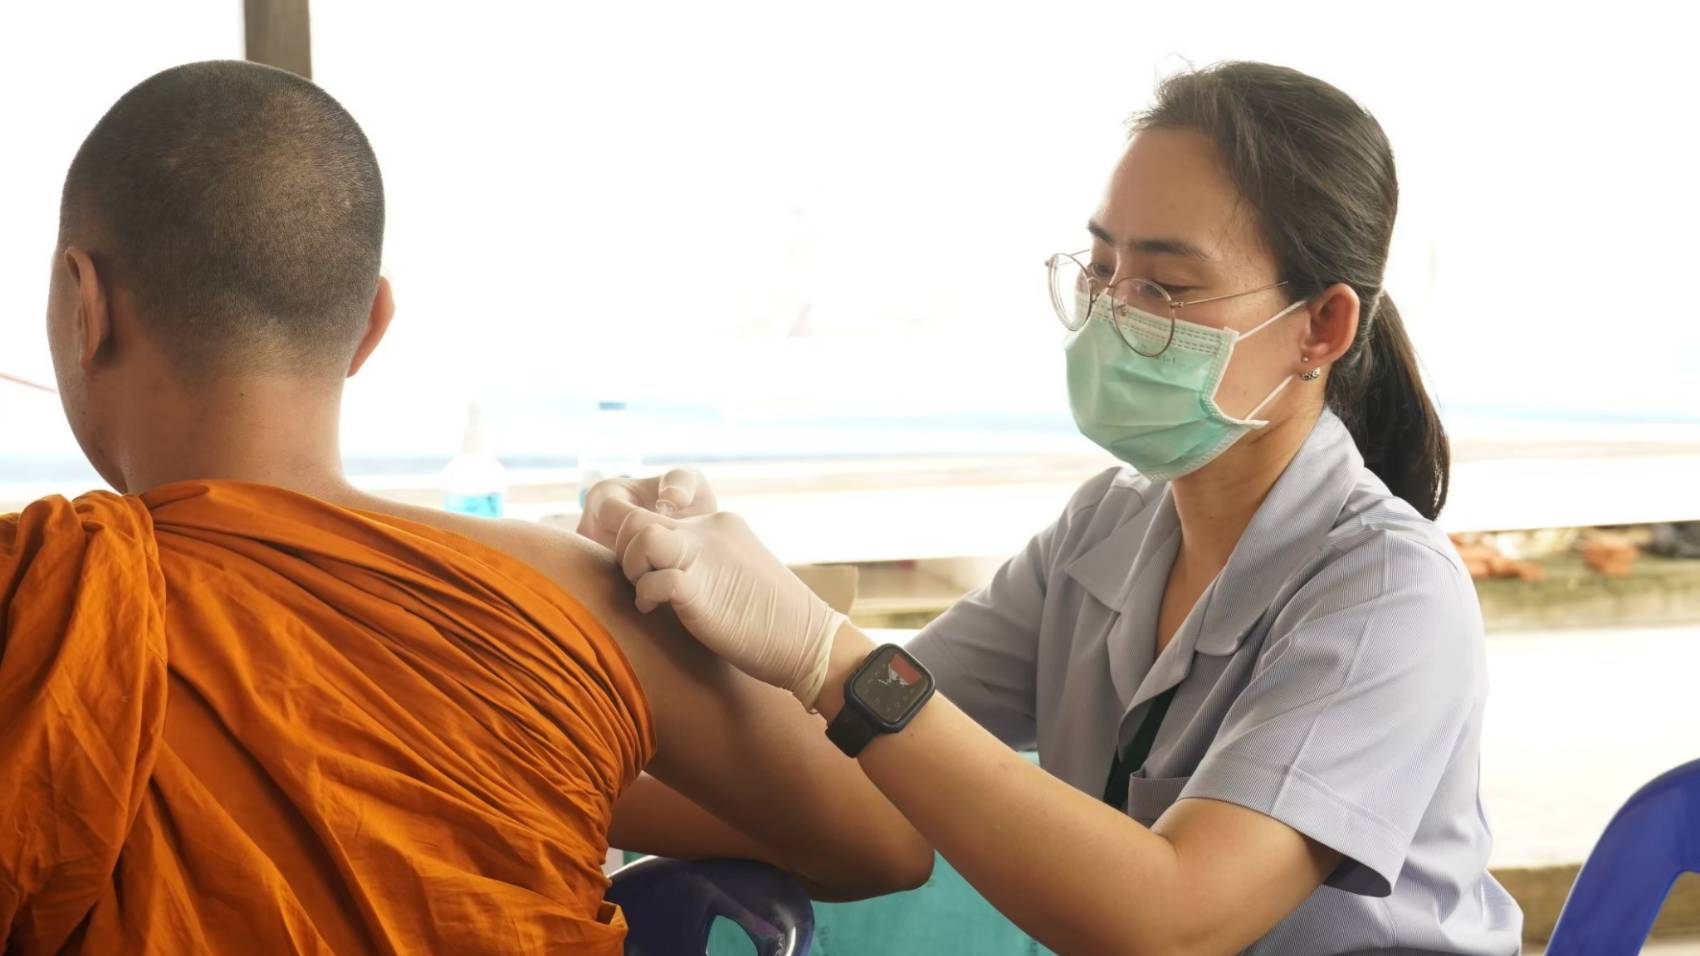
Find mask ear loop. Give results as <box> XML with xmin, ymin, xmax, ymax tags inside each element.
<box><xmin>1237</xmin><ymin>298</ymin><xmax>1311</xmax><ymax>422</ymax></box>
<box><xmin>1239</xmin><ymin>297</ymin><xmax>1309</xmax><ymax>341</ymax></box>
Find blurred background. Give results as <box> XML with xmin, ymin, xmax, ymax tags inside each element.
<box><xmin>4</xmin><ymin>2</ymin><xmax>1699</xmax><ymax>951</ymax></box>
<box><xmin>6</xmin><ymin>1</ymin><xmax>1698</xmax><ymax>490</ymax></box>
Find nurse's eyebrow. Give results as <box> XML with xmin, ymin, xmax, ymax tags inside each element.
<box><xmin>1087</xmin><ymin>220</ymin><xmax>1212</xmax><ymax>260</ymax></box>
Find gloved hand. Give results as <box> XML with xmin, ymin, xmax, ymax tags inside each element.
<box><xmin>612</xmin><ymin>508</ymin><xmax>845</xmax><ymax>710</ymax></box>
<box><xmin>577</xmin><ymin>468</ymin><xmax>717</xmax><ymax>550</ymax></box>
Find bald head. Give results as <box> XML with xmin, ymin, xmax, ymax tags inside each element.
<box><xmin>59</xmin><ymin>60</ymin><xmax>384</xmax><ymax>376</ymax></box>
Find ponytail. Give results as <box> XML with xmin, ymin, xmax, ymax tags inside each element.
<box><xmin>1329</xmin><ymin>294</ymin><xmax>1450</xmax><ymax>519</ymax></box>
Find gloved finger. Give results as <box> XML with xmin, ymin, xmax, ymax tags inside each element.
<box><xmin>578</xmin><ymin>477</ymin><xmax>640</xmax><ymax>545</ymax></box>
<box><xmin>574</xmin><ymin>502</ymin><xmax>604</xmax><ymax>543</ymax></box>
<box><xmin>656</xmin><ymin>468</ymin><xmax>715</xmax><ymax>517</ymax></box>
<box><xmin>590</xmin><ymin>493</ymin><xmax>647</xmax><ymax>549</ymax></box>
<box><xmin>633</xmin><ymin>568</ymin><xmax>694</xmax><ymax>614</ymax></box>
<box><xmin>613</xmin><ymin>506</ymin><xmax>679</xmax><ymax>568</ymax></box>
<box><xmin>619</xmin><ymin>520</ymin><xmax>690</xmax><ymax>585</ymax></box>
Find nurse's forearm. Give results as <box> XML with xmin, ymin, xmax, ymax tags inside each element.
<box><xmin>818</xmin><ymin>624</ymin><xmax>1327</xmax><ymax>956</ymax></box>
<box><xmin>818</xmin><ymin>627</ymin><xmax>1184</xmax><ymax>955</ymax></box>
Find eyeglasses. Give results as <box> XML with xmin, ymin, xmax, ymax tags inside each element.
<box><xmin>1046</xmin><ymin>250</ymin><xmax>1289</xmax><ymax>357</ymax></box>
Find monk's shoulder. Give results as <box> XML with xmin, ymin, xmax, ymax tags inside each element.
<box><xmin>472</xmin><ymin>517</ymin><xmax>619</xmax><ymax>594</ymax></box>
<box><xmin>357</xmin><ymin>496</ymin><xmax>622</xmax><ymax>605</ymax></box>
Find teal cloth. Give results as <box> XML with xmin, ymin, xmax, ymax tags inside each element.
<box><xmin>785</xmin><ymin>853</ymin><xmax>1056</xmax><ymax>956</ymax></box>
<box><xmin>687</xmin><ymin>851</ymin><xmax>1055</xmax><ymax>956</ymax></box>
<box><xmin>706</xmin><ymin>751</ymin><xmax>1055</xmax><ymax>955</ymax></box>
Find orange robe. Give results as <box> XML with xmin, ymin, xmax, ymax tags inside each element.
<box><xmin>0</xmin><ymin>481</ymin><xmax>655</xmax><ymax>954</ymax></box>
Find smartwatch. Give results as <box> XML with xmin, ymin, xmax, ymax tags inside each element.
<box><xmin>825</xmin><ymin>643</ymin><xmax>936</xmax><ymax>757</ymax></box>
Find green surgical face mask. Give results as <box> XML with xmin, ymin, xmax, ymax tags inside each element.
<box><xmin>1065</xmin><ymin>294</ymin><xmax>1307</xmax><ymax>481</ymax></box>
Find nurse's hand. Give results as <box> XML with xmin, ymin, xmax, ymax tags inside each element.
<box><xmin>577</xmin><ymin>468</ymin><xmax>717</xmax><ymax>549</ymax></box>
<box><xmin>612</xmin><ymin>508</ymin><xmax>845</xmax><ymax>709</ymax></box>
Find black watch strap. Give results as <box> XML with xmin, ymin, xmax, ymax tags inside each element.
<box><xmin>826</xmin><ymin>704</ymin><xmax>881</xmax><ymax>758</ymax></box>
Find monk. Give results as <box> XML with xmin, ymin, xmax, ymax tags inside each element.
<box><xmin>0</xmin><ymin>60</ymin><xmax>929</xmax><ymax>955</ymax></box>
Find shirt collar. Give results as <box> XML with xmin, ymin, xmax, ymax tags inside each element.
<box><xmin>1063</xmin><ymin>469</ymin><xmax>1175</xmax><ymax>612</ymax></box>
<box><xmin>1063</xmin><ymin>411</ymin><xmax>1364</xmax><ymax>653</ymax></box>
<box><xmin>1193</xmin><ymin>411</ymin><xmax>1363</xmax><ymax>655</ymax></box>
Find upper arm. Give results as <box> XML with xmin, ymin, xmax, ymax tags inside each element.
<box><xmin>906</xmin><ymin>473</ymin><xmax>1113</xmax><ymax>748</ymax></box>
<box><xmin>907</xmin><ymin>540</ymin><xmax>1046</xmax><ymax>747</ymax></box>
<box><xmin>1180</xmin><ymin>532</ymin><xmax>1485</xmax><ymax>897</ymax></box>
<box><xmin>504</xmin><ymin>526</ymin><xmax>931</xmax><ymax>892</ymax></box>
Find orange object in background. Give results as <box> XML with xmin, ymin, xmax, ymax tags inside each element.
<box><xmin>1582</xmin><ymin>532</ymin><xmax>1640</xmax><ymax>578</ymax></box>
<box><xmin>0</xmin><ymin>483</ymin><xmax>652</xmax><ymax>956</ymax></box>
<box><xmin>1450</xmin><ymin>534</ymin><xmax>1547</xmax><ymax>582</ymax></box>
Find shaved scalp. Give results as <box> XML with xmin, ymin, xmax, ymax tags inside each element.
<box><xmin>60</xmin><ymin>60</ymin><xmax>384</xmax><ymax>376</ymax></box>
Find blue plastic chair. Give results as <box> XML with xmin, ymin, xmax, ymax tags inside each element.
<box><xmin>1546</xmin><ymin>759</ymin><xmax>1700</xmax><ymax>955</ymax></box>
<box><xmin>606</xmin><ymin>856</ymin><xmax>815</xmax><ymax>956</ymax></box>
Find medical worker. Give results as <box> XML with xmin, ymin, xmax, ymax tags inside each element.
<box><xmin>588</xmin><ymin>61</ymin><xmax>1522</xmax><ymax>956</ymax></box>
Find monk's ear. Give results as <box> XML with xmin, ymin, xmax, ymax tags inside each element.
<box><xmin>348</xmin><ymin>275</ymin><xmax>395</xmax><ymax>378</ymax></box>
<box><xmin>64</xmin><ymin>247</ymin><xmax>114</xmax><ymax>370</ymax></box>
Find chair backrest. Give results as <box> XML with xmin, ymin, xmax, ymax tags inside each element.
<box><xmin>606</xmin><ymin>856</ymin><xmax>815</xmax><ymax>956</ymax></box>
<box><xmin>1546</xmin><ymin>758</ymin><xmax>1700</xmax><ymax>956</ymax></box>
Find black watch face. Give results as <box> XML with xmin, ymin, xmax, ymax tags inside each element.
<box><xmin>851</xmin><ymin>646</ymin><xmax>932</xmax><ymax>725</ymax></box>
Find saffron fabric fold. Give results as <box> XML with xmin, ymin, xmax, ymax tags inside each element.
<box><xmin>0</xmin><ymin>481</ymin><xmax>653</xmax><ymax>954</ymax></box>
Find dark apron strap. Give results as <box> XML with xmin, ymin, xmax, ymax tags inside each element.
<box><xmin>1102</xmin><ymin>685</ymin><xmax>1179</xmax><ymax>809</ymax></box>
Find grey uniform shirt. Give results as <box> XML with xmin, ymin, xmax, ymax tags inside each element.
<box><xmin>909</xmin><ymin>412</ymin><xmax>1523</xmax><ymax>955</ymax></box>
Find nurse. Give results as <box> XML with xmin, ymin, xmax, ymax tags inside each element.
<box><xmin>590</xmin><ymin>61</ymin><xmax>1523</xmax><ymax>955</ymax></box>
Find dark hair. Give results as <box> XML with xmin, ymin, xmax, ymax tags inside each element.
<box><xmin>60</xmin><ymin>60</ymin><xmax>385</xmax><ymax>375</ymax></box>
<box><xmin>1133</xmin><ymin>62</ymin><xmax>1450</xmax><ymax>519</ymax></box>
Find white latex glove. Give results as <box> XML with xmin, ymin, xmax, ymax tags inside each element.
<box><xmin>577</xmin><ymin>468</ymin><xmax>717</xmax><ymax>550</ymax></box>
<box><xmin>613</xmin><ymin>508</ymin><xmax>846</xmax><ymax>710</ymax></box>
